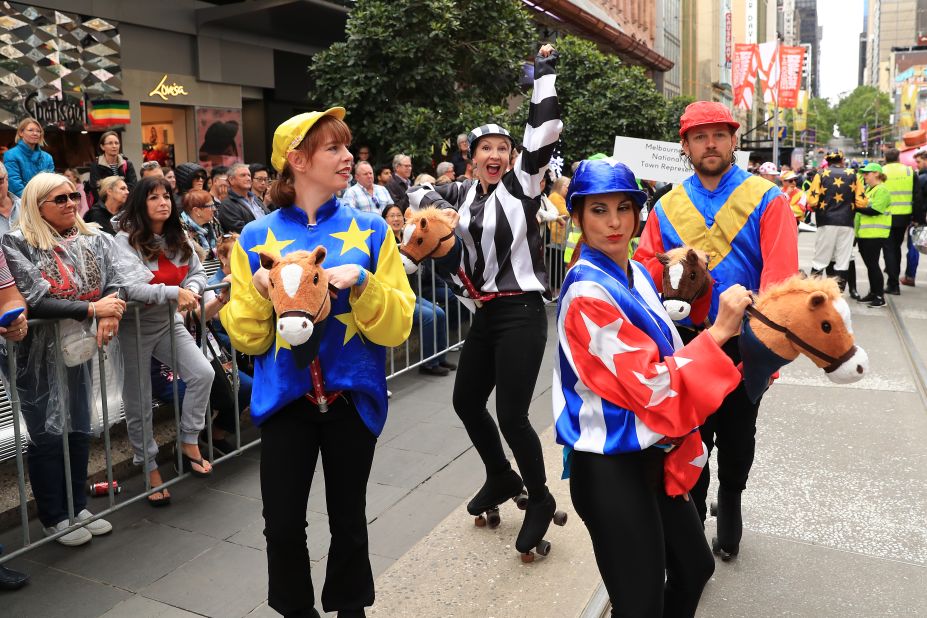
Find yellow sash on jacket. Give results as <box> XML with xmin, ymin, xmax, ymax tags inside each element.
<box><xmin>660</xmin><ymin>176</ymin><xmax>772</xmax><ymax>269</ymax></box>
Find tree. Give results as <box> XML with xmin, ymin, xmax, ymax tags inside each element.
<box><xmin>784</xmin><ymin>96</ymin><xmax>836</xmax><ymax>148</ymax></box>
<box><xmin>309</xmin><ymin>0</ymin><xmax>534</xmax><ymax>167</ymax></box>
<box><xmin>661</xmin><ymin>95</ymin><xmax>695</xmax><ymax>142</ymax></box>
<box><xmin>552</xmin><ymin>35</ymin><xmax>669</xmax><ymax>164</ymax></box>
<box><xmin>833</xmin><ymin>86</ymin><xmax>892</xmax><ymax>144</ymax></box>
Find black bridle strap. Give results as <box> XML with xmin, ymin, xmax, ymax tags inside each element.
<box><xmin>398</xmin><ymin>229</ymin><xmax>456</xmax><ymax>265</ymax></box>
<box><xmin>278</xmin><ymin>284</ymin><xmax>331</xmax><ymax>324</ymax></box>
<box><xmin>745</xmin><ymin>305</ymin><xmax>857</xmax><ymax>373</ymax></box>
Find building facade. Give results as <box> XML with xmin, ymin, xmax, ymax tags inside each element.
<box><xmin>655</xmin><ymin>0</ymin><xmax>683</xmax><ymax>97</ymax></box>
<box><xmin>795</xmin><ymin>0</ymin><xmax>820</xmax><ymax>97</ymax></box>
<box><xmin>0</xmin><ymin>1</ymin><xmax>349</xmax><ymax>174</ymax></box>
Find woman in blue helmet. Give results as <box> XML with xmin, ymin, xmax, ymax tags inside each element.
<box><xmin>555</xmin><ymin>158</ymin><xmax>752</xmax><ymax>616</ymax></box>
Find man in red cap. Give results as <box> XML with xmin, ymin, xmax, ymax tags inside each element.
<box><xmin>635</xmin><ymin>100</ymin><xmax>798</xmax><ymax>561</ymax></box>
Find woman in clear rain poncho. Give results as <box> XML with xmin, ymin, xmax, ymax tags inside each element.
<box><xmin>0</xmin><ymin>172</ymin><xmax>151</xmax><ymax>547</ymax></box>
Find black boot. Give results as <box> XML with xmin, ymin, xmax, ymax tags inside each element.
<box><xmin>0</xmin><ymin>563</ymin><xmax>29</xmax><ymax>591</ymax></box>
<box><xmin>835</xmin><ymin>271</ymin><xmax>848</xmax><ymax>293</ymax></box>
<box><xmin>846</xmin><ymin>261</ymin><xmax>860</xmax><ymax>300</ymax></box>
<box><xmin>711</xmin><ymin>488</ymin><xmax>742</xmax><ymax>561</ymax></box>
<box><xmin>809</xmin><ymin>268</ymin><xmax>824</xmax><ymax>278</ymax></box>
<box><xmin>466</xmin><ymin>468</ymin><xmax>524</xmax><ymax>516</ymax></box>
<box><xmin>515</xmin><ymin>491</ymin><xmax>557</xmax><ymax>554</ymax></box>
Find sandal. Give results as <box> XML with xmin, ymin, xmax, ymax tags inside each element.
<box><xmin>147</xmin><ymin>489</ymin><xmax>171</xmax><ymax>508</ymax></box>
<box><xmin>178</xmin><ymin>452</ymin><xmax>212</xmax><ymax>478</ymax></box>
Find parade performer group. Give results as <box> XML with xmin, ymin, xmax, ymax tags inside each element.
<box><xmin>407</xmin><ymin>44</ymin><xmax>564</xmax><ymax>557</ymax></box>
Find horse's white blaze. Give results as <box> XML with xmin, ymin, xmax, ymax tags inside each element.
<box><xmin>401</xmin><ymin>223</ymin><xmax>416</xmax><ymax>247</ymax></box>
<box><xmin>280</xmin><ymin>263</ymin><xmax>303</xmax><ymax>299</ymax></box>
<box><xmin>668</xmin><ymin>263</ymin><xmax>684</xmax><ymax>290</ymax></box>
<box><xmin>832</xmin><ymin>297</ymin><xmax>853</xmax><ymax>334</ymax></box>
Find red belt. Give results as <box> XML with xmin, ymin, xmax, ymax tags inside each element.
<box><xmin>304</xmin><ymin>357</ymin><xmax>342</xmax><ymax>413</ymax></box>
<box><xmin>457</xmin><ymin>268</ymin><xmax>524</xmax><ymax>307</ymax></box>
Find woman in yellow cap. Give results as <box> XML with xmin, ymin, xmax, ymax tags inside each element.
<box><xmin>220</xmin><ymin>109</ymin><xmax>414</xmax><ymax>617</ymax></box>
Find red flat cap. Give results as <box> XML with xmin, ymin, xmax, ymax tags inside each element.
<box><xmin>679</xmin><ymin>101</ymin><xmax>740</xmax><ymax>138</ymax></box>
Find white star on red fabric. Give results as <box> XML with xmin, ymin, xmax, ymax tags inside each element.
<box><xmin>632</xmin><ymin>363</ymin><xmax>677</xmax><ymax>408</ymax></box>
<box><xmin>581</xmin><ymin>311</ymin><xmax>640</xmax><ymax>375</ymax></box>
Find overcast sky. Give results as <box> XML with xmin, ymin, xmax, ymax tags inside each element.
<box><xmin>817</xmin><ymin>0</ymin><xmax>865</xmax><ymax>103</ymax></box>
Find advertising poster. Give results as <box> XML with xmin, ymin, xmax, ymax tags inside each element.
<box><xmin>196</xmin><ymin>107</ymin><xmax>243</xmax><ymax>172</ymax></box>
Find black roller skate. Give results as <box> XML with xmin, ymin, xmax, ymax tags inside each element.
<box><xmin>515</xmin><ymin>491</ymin><xmax>568</xmax><ymax>563</ymax></box>
<box><xmin>467</xmin><ymin>469</ymin><xmax>526</xmax><ymax>529</ymax></box>
<box><xmin>710</xmin><ymin>488</ymin><xmax>743</xmax><ymax>562</ymax></box>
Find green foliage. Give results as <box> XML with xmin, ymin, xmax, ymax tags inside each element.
<box><xmin>833</xmin><ymin>86</ymin><xmax>892</xmax><ymax>142</ymax></box>
<box><xmin>309</xmin><ymin>0</ymin><xmax>534</xmax><ymax>167</ymax></box>
<box><xmin>661</xmin><ymin>96</ymin><xmax>695</xmax><ymax>142</ymax></box>
<box><xmin>783</xmin><ymin>96</ymin><xmax>835</xmax><ymax>146</ymax></box>
<box><xmin>553</xmin><ymin>35</ymin><xmax>669</xmax><ymax>164</ymax></box>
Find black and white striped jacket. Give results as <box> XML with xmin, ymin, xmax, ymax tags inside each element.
<box><xmin>407</xmin><ymin>51</ymin><xmax>562</xmax><ymax>305</ymax></box>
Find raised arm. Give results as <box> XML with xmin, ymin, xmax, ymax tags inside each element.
<box><xmin>513</xmin><ymin>45</ymin><xmax>562</xmax><ymax>199</ymax></box>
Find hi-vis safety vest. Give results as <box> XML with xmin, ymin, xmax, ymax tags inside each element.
<box><xmin>883</xmin><ymin>162</ymin><xmax>914</xmax><ymax>217</ymax></box>
<box><xmin>857</xmin><ymin>184</ymin><xmax>892</xmax><ymax>239</ymax></box>
<box><xmin>564</xmin><ymin>227</ymin><xmax>581</xmax><ymax>264</ymax></box>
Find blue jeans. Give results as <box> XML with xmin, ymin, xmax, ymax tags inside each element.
<box><xmin>413</xmin><ymin>297</ymin><xmax>447</xmax><ymax>367</ymax></box>
<box><xmin>906</xmin><ymin>227</ymin><xmax>919</xmax><ymax>278</ymax></box>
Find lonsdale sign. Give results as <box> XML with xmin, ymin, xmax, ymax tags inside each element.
<box><xmin>148</xmin><ymin>74</ymin><xmax>189</xmax><ymax>101</ymax></box>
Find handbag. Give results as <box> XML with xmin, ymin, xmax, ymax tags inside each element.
<box><xmin>911</xmin><ymin>225</ymin><xmax>927</xmax><ymax>255</ymax></box>
<box><xmin>58</xmin><ymin>318</ymin><xmax>98</xmax><ymax>367</ymax></box>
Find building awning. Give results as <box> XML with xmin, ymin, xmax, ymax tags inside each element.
<box><xmin>524</xmin><ymin>0</ymin><xmax>673</xmax><ymax>72</ymax></box>
<box><xmin>196</xmin><ymin>0</ymin><xmax>349</xmax><ymax>54</ymax></box>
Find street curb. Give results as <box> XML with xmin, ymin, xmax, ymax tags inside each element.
<box><xmin>886</xmin><ymin>296</ymin><xmax>927</xmax><ymax>409</ymax></box>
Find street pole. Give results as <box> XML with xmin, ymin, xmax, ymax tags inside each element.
<box><xmin>771</xmin><ymin>39</ymin><xmax>780</xmax><ymax>167</ymax></box>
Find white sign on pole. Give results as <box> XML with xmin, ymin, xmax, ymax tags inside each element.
<box><xmin>612</xmin><ymin>136</ymin><xmax>751</xmax><ymax>185</ymax></box>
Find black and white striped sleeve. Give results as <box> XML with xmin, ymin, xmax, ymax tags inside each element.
<box><xmin>407</xmin><ymin>180</ymin><xmax>471</xmax><ymax>212</ymax></box>
<box><xmin>515</xmin><ymin>51</ymin><xmax>562</xmax><ymax>200</ymax></box>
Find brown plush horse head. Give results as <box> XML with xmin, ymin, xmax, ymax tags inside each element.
<box><xmin>259</xmin><ymin>247</ymin><xmax>332</xmax><ymax>348</ymax></box>
<box><xmin>656</xmin><ymin>247</ymin><xmax>713</xmax><ymax>321</ymax></box>
<box><xmin>398</xmin><ymin>207</ymin><xmax>456</xmax><ymax>274</ymax></box>
<box><xmin>741</xmin><ymin>275</ymin><xmax>868</xmax><ymax>402</ymax></box>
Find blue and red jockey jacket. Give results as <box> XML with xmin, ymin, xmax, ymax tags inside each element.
<box><xmin>554</xmin><ymin>244</ymin><xmax>743</xmax><ymax>496</ymax></box>
<box><xmin>634</xmin><ymin>164</ymin><xmax>799</xmax><ymax>327</ymax></box>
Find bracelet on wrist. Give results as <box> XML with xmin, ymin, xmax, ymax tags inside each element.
<box><xmin>356</xmin><ymin>265</ymin><xmax>368</xmax><ymax>287</ymax></box>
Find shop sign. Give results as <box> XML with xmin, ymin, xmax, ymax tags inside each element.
<box><xmin>148</xmin><ymin>74</ymin><xmax>189</xmax><ymax>101</ymax></box>
<box><xmin>24</xmin><ymin>92</ymin><xmax>88</xmax><ymax>129</ymax></box>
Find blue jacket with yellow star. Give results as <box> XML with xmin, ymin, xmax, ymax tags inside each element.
<box><xmin>219</xmin><ymin>198</ymin><xmax>415</xmax><ymax>435</ymax></box>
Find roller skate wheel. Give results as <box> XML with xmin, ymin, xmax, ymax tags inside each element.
<box><xmin>536</xmin><ymin>539</ymin><xmax>551</xmax><ymax>556</ymax></box>
<box><xmin>709</xmin><ymin>502</ymin><xmax>718</xmax><ymax>517</ymax></box>
<box><xmin>514</xmin><ymin>492</ymin><xmax>529</xmax><ymax>510</ymax></box>
<box><xmin>520</xmin><ymin>551</ymin><xmax>536</xmax><ymax>563</ymax></box>
<box><xmin>552</xmin><ymin>510</ymin><xmax>568</xmax><ymax>526</ymax></box>
<box><xmin>486</xmin><ymin>510</ymin><xmax>501</xmax><ymax>529</ymax></box>
<box><xmin>474</xmin><ymin>515</ymin><xmax>486</xmax><ymax>527</ymax></box>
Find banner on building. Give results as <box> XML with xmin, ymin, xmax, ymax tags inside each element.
<box><xmin>733</xmin><ymin>44</ymin><xmax>758</xmax><ymax>110</ymax></box>
<box><xmin>757</xmin><ymin>41</ymin><xmax>780</xmax><ymax>106</ymax></box>
<box><xmin>900</xmin><ymin>83</ymin><xmax>919</xmax><ymax>129</ymax></box>
<box><xmin>612</xmin><ymin>136</ymin><xmax>750</xmax><ymax>185</ymax></box>
<box><xmin>777</xmin><ymin>46</ymin><xmax>806</xmax><ymax>108</ymax></box>
<box><xmin>793</xmin><ymin>90</ymin><xmax>808</xmax><ymax>131</ymax></box>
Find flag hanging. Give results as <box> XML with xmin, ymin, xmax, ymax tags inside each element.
<box><xmin>900</xmin><ymin>84</ymin><xmax>919</xmax><ymax>130</ymax></box>
<box><xmin>757</xmin><ymin>41</ymin><xmax>780</xmax><ymax>106</ymax></box>
<box><xmin>88</xmin><ymin>99</ymin><xmax>130</xmax><ymax>126</ymax></box>
<box><xmin>777</xmin><ymin>46</ymin><xmax>806</xmax><ymax>108</ymax></box>
<box><xmin>733</xmin><ymin>44</ymin><xmax>758</xmax><ymax>110</ymax></box>
<box><xmin>793</xmin><ymin>90</ymin><xmax>808</xmax><ymax>132</ymax></box>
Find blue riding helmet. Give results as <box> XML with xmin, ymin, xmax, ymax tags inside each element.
<box><xmin>566</xmin><ymin>158</ymin><xmax>648</xmax><ymax>214</ymax></box>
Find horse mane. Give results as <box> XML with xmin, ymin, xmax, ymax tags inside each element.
<box><xmin>662</xmin><ymin>246</ymin><xmax>709</xmax><ymax>264</ymax></box>
<box><xmin>755</xmin><ymin>275</ymin><xmax>841</xmax><ymax>306</ymax></box>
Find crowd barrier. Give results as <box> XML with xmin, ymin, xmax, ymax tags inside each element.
<box><xmin>0</xmin><ymin>231</ymin><xmax>569</xmax><ymax>565</ymax></box>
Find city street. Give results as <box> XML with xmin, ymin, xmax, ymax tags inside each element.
<box><xmin>1</xmin><ymin>231</ymin><xmax>925</xmax><ymax>617</ymax></box>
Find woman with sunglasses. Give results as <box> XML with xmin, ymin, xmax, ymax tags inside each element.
<box><xmin>181</xmin><ymin>189</ymin><xmax>223</xmax><ymax>261</ymax></box>
<box><xmin>115</xmin><ymin>176</ymin><xmax>215</xmax><ymax>506</ymax></box>
<box><xmin>1</xmin><ymin>173</ymin><xmax>149</xmax><ymax>545</ymax></box>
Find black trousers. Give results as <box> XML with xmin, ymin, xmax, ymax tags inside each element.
<box><xmin>260</xmin><ymin>396</ymin><xmax>377</xmax><ymax>616</ymax></box>
<box><xmin>885</xmin><ymin>218</ymin><xmax>910</xmax><ymax>288</ymax></box>
<box><xmin>680</xmin><ymin>331</ymin><xmax>761</xmax><ymax>523</ymax></box>
<box><xmin>452</xmin><ymin>293</ymin><xmax>548</xmax><ymax>498</ymax></box>
<box><xmin>857</xmin><ymin>237</ymin><xmax>886</xmax><ymax>297</ymax></box>
<box><xmin>570</xmin><ymin>449</ymin><xmax>715</xmax><ymax>618</ymax></box>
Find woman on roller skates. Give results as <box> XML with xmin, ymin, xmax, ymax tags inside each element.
<box><xmin>407</xmin><ymin>43</ymin><xmax>562</xmax><ymax>559</ymax></box>
<box><xmin>555</xmin><ymin>159</ymin><xmax>752</xmax><ymax>617</ymax></box>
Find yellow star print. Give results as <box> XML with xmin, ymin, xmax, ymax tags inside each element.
<box><xmin>334</xmin><ymin>311</ymin><xmax>365</xmax><ymax>345</ymax></box>
<box><xmin>330</xmin><ymin>218</ymin><xmax>374</xmax><ymax>256</ymax></box>
<box><xmin>250</xmin><ymin>228</ymin><xmax>295</xmax><ymax>258</ymax></box>
<box><xmin>274</xmin><ymin>330</ymin><xmax>292</xmax><ymax>359</ymax></box>
<box><xmin>833</xmin><ymin>177</ymin><xmax>844</xmax><ymax>188</ymax></box>
<box><xmin>821</xmin><ymin>169</ymin><xmax>831</xmax><ymax>178</ymax></box>
<box><xmin>833</xmin><ymin>193</ymin><xmax>844</xmax><ymax>203</ymax></box>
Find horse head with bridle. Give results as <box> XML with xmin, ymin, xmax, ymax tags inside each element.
<box><xmin>396</xmin><ymin>207</ymin><xmax>456</xmax><ymax>274</ymax></box>
<box><xmin>741</xmin><ymin>275</ymin><xmax>868</xmax><ymax>402</ymax></box>
<box><xmin>657</xmin><ymin>247</ymin><xmax>713</xmax><ymax>323</ymax></box>
<box><xmin>259</xmin><ymin>246</ymin><xmax>334</xmax><ymax>367</ymax></box>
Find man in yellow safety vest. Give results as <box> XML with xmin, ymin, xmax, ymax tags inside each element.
<box><xmin>882</xmin><ymin>148</ymin><xmax>919</xmax><ymax>294</ymax></box>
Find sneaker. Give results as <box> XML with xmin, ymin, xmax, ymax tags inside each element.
<box><xmin>901</xmin><ymin>276</ymin><xmax>916</xmax><ymax>287</ymax></box>
<box><xmin>885</xmin><ymin>286</ymin><xmax>901</xmax><ymax>296</ymax></box>
<box><xmin>77</xmin><ymin>509</ymin><xmax>113</xmax><ymax>536</ymax></box>
<box><xmin>868</xmin><ymin>297</ymin><xmax>886</xmax><ymax>308</ymax></box>
<box><xmin>43</xmin><ymin>519</ymin><xmax>92</xmax><ymax>546</ymax></box>
<box><xmin>438</xmin><ymin>360</ymin><xmax>457</xmax><ymax>370</ymax></box>
<box><xmin>857</xmin><ymin>293</ymin><xmax>877</xmax><ymax>303</ymax></box>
